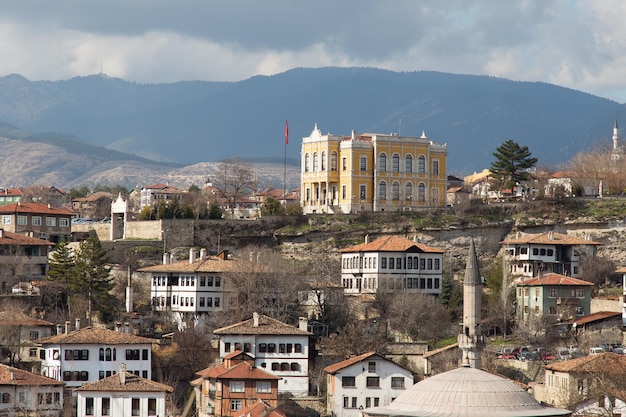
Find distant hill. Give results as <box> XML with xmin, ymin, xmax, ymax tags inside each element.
<box><xmin>0</xmin><ymin>68</ymin><xmax>623</xmax><ymax>178</ymax></box>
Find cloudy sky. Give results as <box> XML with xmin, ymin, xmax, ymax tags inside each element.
<box><xmin>3</xmin><ymin>1</ymin><xmax>626</xmax><ymax>102</ymax></box>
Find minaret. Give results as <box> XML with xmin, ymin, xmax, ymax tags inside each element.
<box><xmin>614</xmin><ymin>120</ymin><xmax>620</xmax><ymax>152</ymax></box>
<box><xmin>458</xmin><ymin>239</ymin><xmax>484</xmax><ymax>369</ymax></box>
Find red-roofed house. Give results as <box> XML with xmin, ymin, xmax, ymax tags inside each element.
<box><xmin>0</xmin><ymin>311</ymin><xmax>54</xmax><ymax>365</ymax></box>
<box><xmin>140</xmin><ymin>183</ymin><xmax>185</xmax><ymax>209</ymax></box>
<box><xmin>515</xmin><ymin>272</ymin><xmax>594</xmax><ymax>321</ymax></box>
<box><xmin>0</xmin><ymin>188</ymin><xmax>23</xmax><ymax>206</ymax></box>
<box><xmin>0</xmin><ymin>363</ymin><xmax>64</xmax><ymax>416</ymax></box>
<box><xmin>324</xmin><ymin>352</ymin><xmax>414</xmax><ymax>417</ymax></box>
<box><xmin>0</xmin><ymin>202</ymin><xmax>74</xmax><ymax>243</ymax></box>
<box><xmin>213</xmin><ymin>313</ymin><xmax>312</xmax><ymax>397</ymax></box>
<box><xmin>532</xmin><ymin>352</ymin><xmax>626</xmax><ymax>412</ymax></box>
<box><xmin>339</xmin><ymin>235</ymin><xmax>445</xmax><ymax>295</ymax></box>
<box><xmin>0</xmin><ymin>228</ymin><xmax>54</xmax><ymax>290</ymax></box>
<box><xmin>502</xmin><ymin>231</ymin><xmax>602</xmax><ymax>279</ymax></box>
<box><xmin>234</xmin><ymin>399</ymin><xmax>286</xmax><ymax>417</ymax></box>
<box><xmin>38</xmin><ymin>325</ymin><xmax>155</xmax><ymax>388</ymax></box>
<box><xmin>193</xmin><ymin>351</ymin><xmax>280</xmax><ymax>417</ymax></box>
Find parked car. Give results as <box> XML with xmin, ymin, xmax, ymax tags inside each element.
<box><xmin>540</xmin><ymin>352</ymin><xmax>555</xmax><ymax>361</ymax></box>
<box><xmin>612</xmin><ymin>347</ymin><xmax>625</xmax><ymax>355</ymax></box>
<box><xmin>557</xmin><ymin>348</ymin><xmax>572</xmax><ymax>360</ymax></box>
<box><xmin>589</xmin><ymin>347</ymin><xmax>606</xmax><ymax>355</ymax></box>
<box><xmin>501</xmin><ymin>352</ymin><xmax>516</xmax><ymax>360</ymax></box>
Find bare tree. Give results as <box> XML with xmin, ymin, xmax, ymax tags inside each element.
<box><xmin>511</xmin><ymin>313</ymin><xmax>561</xmax><ymax>351</ymax></box>
<box><xmin>388</xmin><ymin>293</ymin><xmax>454</xmax><ymax>344</ymax></box>
<box><xmin>579</xmin><ymin>254</ymin><xmax>617</xmax><ymax>292</ymax></box>
<box><xmin>224</xmin><ymin>246</ymin><xmax>305</xmax><ymax>324</ymax></box>
<box><xmin>321</xmin><ymin>319</ymin><xmax>390</xmax><ymax>358</ymax></box>
<box><xmin>211</xmin><ymin>157</ymin><xmax>258</xmax><ymax>218</ymax></box>
<box><xmin>567</xmin><ymin>139</ymin><xmax>626</xmax><ymax>195</ymax></box>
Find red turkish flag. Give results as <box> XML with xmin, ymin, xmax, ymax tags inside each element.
<box><xmin>285</xmin><ymin>119</ymin><xmax>289</xmax><ymax>145</ymax></box>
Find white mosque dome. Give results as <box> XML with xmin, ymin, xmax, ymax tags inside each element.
<box><xmin>364</xmin><ymin>366</ymin><xmax>570</xmax><ymax>417</ymax></box>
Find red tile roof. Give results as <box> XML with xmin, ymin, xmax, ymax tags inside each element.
<box><xmin>515</xmin><ymin>272</ymin><xmax>593</xmax><ymax>287</ymax></box>
<box><xmin>545</xmin><ymin>352</ymin><xmax>626</xmax><ymax>373</ymax></box>
<box><xmin>0</xmin><ymin>363</ymin><xmax>63</xmax><ymax>386</ymax></box>
<box><xmin>37</xmin><ymin>326</ymin><xmax>155</xmax><ymax>345</ymax></box>
<box><xmin>137</xmin><ymin>256</ymin><xmax>243</xmax><ymax>274</ymax></box>
<box><xmin>0</xmin><ymin>202</ymin><xmax>74</xmax><ymax>216</ymax></box>
<box><xmin>0</xmin><ymin>230</ymin><xmax>54</xmax><ymax>246</ymax></box>
<box><xmin>0</xmin><ymin>188</ymin><xmax>23</xmax><ymax>197</ymax></box>
<box><xmin>196</xmin><ymin>361</ymin><xmax>280</xmax><ymax>380</ymax></box>
<box><xmin>501</xmin><ymin>231</ymin><xmax>602</xmax><ymax>246</ymax></box>
<box><xmin>324</xmin><ymin>352</ymin><xmax>377</xmax><ymax>374</ymax></box>
<box><xmin>235</xmin><ymin>399</ymin><xmax>286</xmax><ymax>417</ymax></box>
<box><xmin>0</xmin><ymin>311</ymin><xmax>53</xmax><ymax>327</ymax></box>
<box><xmin>214</xmin><ymin>314</ymin><xmax>311</xmax><ymax>336</ymax></box>
<box><xmin>340</xmin><ymin>235</ymin><xmax>444</xmax><ymax>254</ymax></box>
<box><xmin>572</xmin><ymin>311</ymin><xmax>621</xmax><ymax>326</ymax></box>
<box><xmin>74</xmin><ymin>372</ymin><xmax>173</xmax><ymax>392</ymax></box>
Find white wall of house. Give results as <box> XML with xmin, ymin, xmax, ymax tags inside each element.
<box><xmin>40</xmin><ymin>343</ymin><xmax>152</xmax><ymax>388</ymax></box>
<box><xmin>76</xmin><ymin>390</ymin><xmax>167</xmax><ymax>417</ymax></box>
<box><xmin>0</xmin><ymin>384</ymin><xmax>63</xmax><ymax>417</ymax></box>
<box><xmin>219</xmin><ymin>334</ymin><xmax>310</xmax><ymax>396</ymax></box>
<box><xmin>327</xmin><ymin>358</ymin><xmax>413</xmax><ymax>417</ymax></box>
<box><xmin>341</xmin><ymin>251</ymin><xmax>443</xmax><ymax>295</ymax></box>
<box><xmin>151</xmin><ymin>272</ymin><xmax>230</xmax><ymax>313</ymax></box>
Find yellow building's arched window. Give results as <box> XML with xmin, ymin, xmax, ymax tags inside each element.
<box><xmin>313</xmin><ymin>152</ymin><xmax>319</xmax><ymax>171</ymax></box>
<box><xmin>330</xmin><ymin>152</ymin><xmax>338</xmax><ymax>171</ymax></box>
<box><xmin>392</xmin><ymin>154</ymin><xmax>400</xmax><ymax>172</ymax></box>
<box><xmin>418</xmin><ymin>183</ymin><xmax>426</xmax><ymax>202</ymax></box>
<box><xmin>321</xmin><ymin>151</ymin><xmax>326</xmax><ymax>171</ymax></box>
<box><xmin>304</xmin><ymin>153</ymin><xmax>310</xmax><ymax>172</ymax></box>
<box><xmin>378</xmin><ymin>181</ymin><xmax>387</xmax><ymax>200</ymax></box>
<box><xmin>418</xmin><ymin>155</ymin><xmax>426</xmax><ymax>174</ymax></box>
<box><xmin>379</xmin><ymin>153</ymin><xmax>387</xmax><ymax>171</ymax></box>
<box><xmin>405</xmin><ymin>155</ymin><xmax>413</xmax><ymax>173</ymax></box>
<box><xmin>432</xmin><ymin>160</ymin><xmax>439</xmax><ymax>175</ymax></box>
<box><xmin>405</xmin><ymin>182</ymin><xmax>413</xmax><ymax>200</ymax></box>
<box><xmin>392</xmin><ymin>182</ymin><xmax>400</xmax><ymax>200</ymax></box>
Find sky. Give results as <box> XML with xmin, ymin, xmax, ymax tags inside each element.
<box><xmin>3</xmin><ymin>1</ymin><xmax>626</xmax><ymax>102</ymax></box>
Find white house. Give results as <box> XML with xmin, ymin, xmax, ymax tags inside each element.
<box><xmin>324</xmin><ymin>351</ymin><xmax>414</xmax><ymax>417</ymax></box>
<box><xmin>213</xmin><ymin>313</ymin><xmax>312</xmax><ymax>397</ymax></box>
<box><xmin>340</xmin><ymin>235</ymin><xmax>445</xmax><ymax>295</ymax></box>
<box><xmin>138</xmin><ymin>249</ymin><xmax>239</xmax><ymax>321</ymax></box>
<box><xmin>37</xmin><ymin>324</ymin><xmax>155</xmax><ymax>389</ymax></box>
<box><xmin>75</xmin><ymin>364</ymin><xmax>173</xmax><ymax>417</ymax></box>
<box><xmin>501</xmin><ymin>231</ymin><xmax>602</xmax><ymax>279</ymax></box>
<box><xmin>0</xmin><ymin>363</ymin><xmax>64</xmax><ymax>417</ymax></box>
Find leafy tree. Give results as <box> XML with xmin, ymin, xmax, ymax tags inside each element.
<box><xmin>207</xmin><ymin>202</ymin><xmax>223</xmax><ymax>219</ymax></box>
<box><xmin>439</xmin><ymin>273</ymin><xmax>463</xmax><ymax>321</ymax></box>
<box><xmin>490</xmin><ymin>139</ymin><xmax>538</xmax><ymax>190</ymax></box>
<box><xmin>261</xmin><ymin>197</ymin><xmax>283</xmax><ymax>216</ymax></box>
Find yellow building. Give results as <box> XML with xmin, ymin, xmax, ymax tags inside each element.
<box><xmin>300</xmin><ymin>124</ymin><xmax>448</xmax><ymax>214</ymax></box>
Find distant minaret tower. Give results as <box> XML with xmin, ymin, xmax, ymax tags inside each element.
<box><xmin>458</xmin><ymin>239</ymin><xmax>484</xmax><ymax>369</ymax></box>
<box><xmin>613</xmin><ymin>119</ymin><xmax>620</xmax><ymax>152</ymax></box>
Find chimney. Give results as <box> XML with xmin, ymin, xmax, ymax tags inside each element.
<box><xmin>115</xmin><ymin>322</ymin><xmax>122</xmax><ymax>332</ymax></box>
<box><xmin>120</xmin><ymin>363</ymin><xmax>126</xmax><ymax>385</ymax></box>
<box><xmin>47</xmin><ymin>203</ymin><xmax>51</xmax><ymax>209</ymax></box>
<box><xmin>217</xmin><ymin>250</ymin><xmax>229</xmax><ymax>260</ymax></box>
<box><xmin>299</xmin><ymin>316</ymin><xmax>308</xmax><ymax>332</ymax></box>
<box><xmin>124</xmin><ymin>322</ymin><xmax>130</xmax><ymax>334</ymax></box>
<box><xmin>0</xmin><ymin>229</ymin><xmax>4</xmax><ymax>238</ymax></box>
<box><xmin>351</xmin><ymin>130</ymin><xmax>356</xmax><ymax>140</ymax></box>
<box><xmin>163</xmin><ymin>253</ymin><xmax>169</xmax><ymax>265</ymax></box>
<box><xmin>253</xmin><ymin>312</ymin><xmax>259</xmax><ymax>327</ymax></box>
<box><xmin>56</xmin><ymin>324</ymin><xmax>62</xmax><ymax>335</ymax></box>
<box><xmin>200</xmin><ymin>248</ymin><xmax>207</xmax><ymax>260</ymax></box>
<box><xmin>365</xmin><ymin>234</ymin><xmax>370</xmax><ymax>244</ymax></box>
<box><xmin>169</xmin><ymin>253</ymin><xmax>174</xmax><ymax>264</ymax></box>
<box><xmin>64</xmin><ymin>321</ymin><xmax>70</xmax><ymax>334</ymax></box>
<box><xmin>75</xmin><ymin>318</ymin><xmax>81</xmax><ymax>331</ymax></box>
<box><xmin>189</xmin><ymin>248</ymin><xmax>196</xmax><ymax>264</ymax></box>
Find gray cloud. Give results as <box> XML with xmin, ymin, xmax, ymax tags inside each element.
<box><xmin>0</xmin><ymin>1</ymin><xmax>625</xmax><ymax>101</ymax></box>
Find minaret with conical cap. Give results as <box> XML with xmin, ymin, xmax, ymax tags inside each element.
<box><xmin>613</xmin><ymin>120</ymin><xmax>621</xmax><ymax>153</ymax></box>
<box><xmin>458</xmin><ymin>239</ymin><xmax>484</xmax><ymax>369</ymax></box>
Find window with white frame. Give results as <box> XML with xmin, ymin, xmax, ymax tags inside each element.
<box><xmin>32</xmin><ymin>216</ymin><xmax>41</xmax><ymax>226</ymax></box>
<box><xmin>257</xmin><ymin>381</ymin><xmax>271</xmax><ymax>393</ymax></box>
<box><xmin>230</xmin><ymin>381</ymin><xmax>244</xmax><ymax>392</ymax></box>
<box><xmin>17</xmin><ymin>215</ymin><xmax>27</xmax><ymax>225</ymax></box>
<box><xmin>59</xmin><ymin>218</ymin><xmax>70</xmax><ymax>227</ymax></box>
<box><xmin>46</xmin><ymin>217</ymin><xmax>56</xmax><ymax>226</ymax></box>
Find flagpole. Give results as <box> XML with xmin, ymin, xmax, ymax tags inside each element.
<box><xmin>283</xmin><ymin>119</ymin><xmax>288</xmax><ymax>203</ymax></box>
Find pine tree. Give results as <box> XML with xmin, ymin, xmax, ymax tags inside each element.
<box><xmin>47</xmin><ymin>240</ymin><xmax>77</xmax><ymax>317</ymax></box>
<box><xmin>490</xmin><ymin>139</ymin><xmax>538</xmax><ymax>191</ymax></box>
<box><xmin>74</xmin><ymin>233</ymin><xmax>115</xmax><ymax>325</ymax></box>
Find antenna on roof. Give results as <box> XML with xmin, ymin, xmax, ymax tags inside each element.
<box><xmin>398</xmin><ymin>118</ymin><xmax>402</xmax><ymax>136</ymax></box>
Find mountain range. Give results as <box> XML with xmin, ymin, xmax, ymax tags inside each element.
<box><xmin>0</xmin><ymin>67</ymin><xmax>624</xmax><ymax>189</ymax></box>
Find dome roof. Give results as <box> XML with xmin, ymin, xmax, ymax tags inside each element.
<box><xmin>364</xmin><ymin>366</ymin><xmax>570</xmax><ymax>417</ymax></box>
